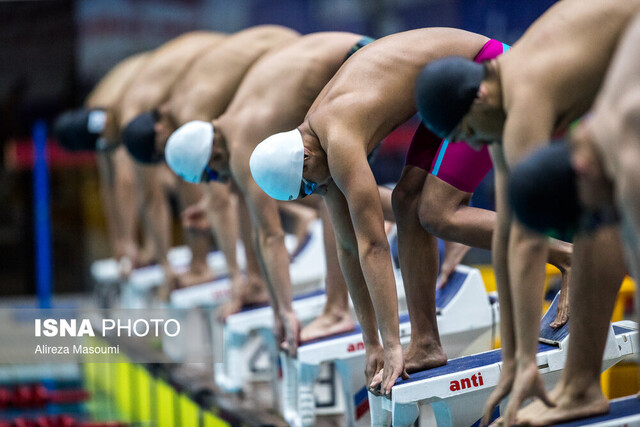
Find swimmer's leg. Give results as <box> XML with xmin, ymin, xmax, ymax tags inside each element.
<box><xmin>392</xmin><ymin>166</ymin><xmax>447</xmax><ymax>373</ymax></box>
<box><xmin>301</xmin><ymin>201</ymin><xmax>355</xmax><ymax>341</ymax></box>
<box><xmin>517</xmin><ymin>226</ymin><xmax>625</xmax><ymax>426</ymax></box>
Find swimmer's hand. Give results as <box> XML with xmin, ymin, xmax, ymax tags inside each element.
<box><xmin>274</xmin><ymin>310</ymin><xmax>301</xmax><ymax>358</ymax></box>
<box><xmin>481</xmin><ymin>358</ymin><xmax>515</xmax><ymax>426</ymax></box>
<box><xmin>366</xmin><ymin>344</ymin><xmax>385</xmax><ymax>395</ymax></box>
<box><xmin>367</xmin><ymin>344</ymin><xmax>409</xmax><ymax>396</ymax></box>
<box><xmin>501</xmin><ymin>360</ymin><xmax>555</xmax><ymax>426</ymax></box>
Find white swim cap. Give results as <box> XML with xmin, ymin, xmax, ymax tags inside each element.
<box><xmin>165</xmin><ymin>121</ymin><xmax>214</xmax><ymax>183</ymax></box>
<box><xmin>250</xmin><ymin>129</ymin><xmax>304</xmax><ymax>201</ymax></box>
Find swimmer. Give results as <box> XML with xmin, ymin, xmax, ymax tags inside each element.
<box><xmin>54</xmin><ymin>52</ymin><xmax>152</xmax><ymax>277</ymax></box>
<box><xmin>414</xmin><ymin>0</ymin><xmax>640</xmax><ymax>423</ymax></box>
<box><xmin>116</xmin><ymin>31</ymin><xmax>226</xmax><ymax>294</ymax></box>
<box><xmin>165</xmin><ymin>32</ymin><xmax>372</xmax><ymax>356</ymax></box>
<box><xmin>250</xmin><ymin>28</ymin><xmax>510</xmax><ymax>395</ymax></box>
<box><xmin>507</xmin><ymin>11</ymin><xmax>640</xmax><ymax>425</ymax></box>
<box><xmin>122</xmin><ymin>25</ymin><xmax>299</xmax><ymax>308</ymax></box>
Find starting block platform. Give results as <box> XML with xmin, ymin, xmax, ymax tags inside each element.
<box><xmin>101</xmin><ymin>219</ymin><xmax>327</xmax><ymax>309</ymax></box>
<box><xmin>90</xmin><ymin>244</ymin><xmax>239</xmax><ymax>286</ymax></box>
<box><xmin>91</xmin><ymin>245</ymin><xmax>241</xmax><ymax>309</ymax></box>
<box><xmin>376</xmin><ymin>293</ymin><xmax>639</xmax><ymax>427</ymax></box>
<box><xmin>161</xmin><ymin>219</ymin><xmax>327</xmax><ymax>363</ymax></box>
<box><xmin>554</xmin><ymin>395</ymin><xmax>640</xmax><ymax>426</ymax></box>
<box><xmin>281</xmin><ymin>264</ymin><xmax>496</xmax><ymax>427</ymax></box>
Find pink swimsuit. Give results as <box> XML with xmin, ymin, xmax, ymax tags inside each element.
<box><xmin>405</xmin><ymin>39</ymin><xmax>509</xmax><ymax>193</ymax></box>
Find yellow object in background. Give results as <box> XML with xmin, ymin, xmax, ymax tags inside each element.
<box><xmin>203</xmin><ymin>410</ymin><xmax>231</xmax><ymax>427</ymax></box>
<box><xmin>115</xmin><ymin>357</ymin><xmax>133</xmax><ymax>421</ymax></box>
<box><xmin>133</xmin><ymin>364</ymin><xmax>154</xmax><ymax>422</ymax></box>
<box><xmin>157</xmin><ymin>379</ymin><xmax>177</xmax><ymax>427</ymax></box>
<box><xmin>179</xmin><ymin>393</ymin><xmax>200</xmax><ymax>427</ymax></box>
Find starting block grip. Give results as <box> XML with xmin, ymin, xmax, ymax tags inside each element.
<box><xmin>392</xmin><ymin>401</ymin><xmax>420</xmax><ymax>427</ymax></box>
<box><xmin>297</xmin><ymin>364</ymin><xmax>317</xmax><ymax>427</ymax></box>
<box><xmin>369</xmin><ymin>391</ymin><xmax>391</xmax><ymax>427</ymax></box>
<box><xmin>280</xmin><ymin>352</ymin><xmax>298</xmax><ymax>424</ymax></box>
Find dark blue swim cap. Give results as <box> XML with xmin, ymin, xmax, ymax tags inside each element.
<box><xmin>508</xmin><ymin>141</ymin><xmax>580</xmax><ymax>242</ymax></box>
<box><xmin>123</xmin><ymin>111</ymin><xmax>163</xmax><ymax>164</ymax></box>
<box><xmin>54</xmin><ymin>108</ymin><xmax>106</xmax><ymax>151</ymax></box>
<box><xmin>415</xmin><ymin>56</ymin><xmax>484</xmax><ymax>139</ymax></box>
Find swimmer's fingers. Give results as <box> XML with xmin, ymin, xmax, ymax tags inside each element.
<box><xmin>481</xmin><ymin>369</ymin><xmax>514</xmax><ymax>426</ymax></box>
<box><xmin>365</xmin><ymin>345</ymin><xmax>385</xmax><ymax>395</ymax></box>
<box><xmin>369</xmin><ymin>369</ymin><xmax>384</xmax><ymax>395</ymax></box>
<box><xmin>380</xmin><ymin>345</ymin><xmax>407</xmax><ymax>396</ymax></box>
<box><xmin>278</xmin><ymin>311</ymin><xmax>300</xmax><ymax>358</ymax></box>
<box><xmin>503</xmin><ymin>365</ymin><xmax>554</xmax><ymax>427</ymax></box>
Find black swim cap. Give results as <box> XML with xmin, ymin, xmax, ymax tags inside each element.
<box><xmin>123</xmin><ymin>111</ymin><xmax>163</xmax><ymax>164</ymax></box>
<box><xmin>54</xmin><ymin>108</ymin><xmax>106</xmax><ymax>151</ymax></box>
<box><xmin>508</xmin><ymin>141</ymin><xmax>580</xmax><ymax>242</ymax></box>
<box><xmin>415</xmin><ymin>56</ymin><xmax>484</xmax><ymax>139</ymax></box>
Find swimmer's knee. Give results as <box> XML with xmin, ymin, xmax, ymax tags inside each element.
<box><xmin>392</xmin><ymin>179</ymin><xmax>421</xmax><ymax>216</ymax></box>
<box><xmin>418</xmin><ymin>198</ymin><xmax>452</xmax><ymax>237</ymax></box>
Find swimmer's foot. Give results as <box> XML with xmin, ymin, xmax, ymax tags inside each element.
<box><xmin>516</xmin><ymin>380</ymin><xmax>608</xmax><ymax>426</ymax></box>
<box><xmin>241</xmin><ymin>279</ymin><xmax>270</xmax><ymax>306</ymax></box>
<box><xmin>300</xmin><ymin>311</ymin><xmax>356</xmax><ymax>342</ymax></box>
<box><xmin>403</xmin><ymin>341</ymin><xmax>447</xmax><ymax>374</ymax></box>
<box><xmin>217</xmin><ymin>298</ymin><xmax>244</xmax><ymax>322</ymax></box>
<box><xmin>217</xmin><ymin>280</ymin><xmax>270</xmax><ymax>322</ymax></box>
<box><xmin>177</xmin><ymin>267</ymin><xmax>217</xmax><ymax>288</ymax></box>
<box><xmin>515</xmin><ymin>384</ymin><xmax>562</xmax><ymax>423</ymax></box>
<box><xmin>134</xmin><ymin>251</ymin><xmax>157</xmax><ymax>269</ymax></box>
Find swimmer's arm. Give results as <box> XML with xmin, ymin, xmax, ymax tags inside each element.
<box><xmin>488</xmin><ymin>145</ymin><xmax>516</xmax><ymax>361</ymax></box>
<box><xmin>135</xmin><ymin>164</ymin><xmax>173</xmax><ymax>275</ymax></box>
<box><xmin>201</xmin><ymin>181</ymin><xmax>241</xmax><ymax>280</ymax></box>
<box><xmin>327</xmin><ymin>140</ymin><xmax>401</xmax><ymax>350</ymax></box>
<box><xmin>97</xmin><ymin>148</ymin><xmax>138</xmax><ymax>261</ymax></box>
<box><xmin>234</xmin><ymin>160</ymin><xmax>294</xmax><ymax>319</ymax></box>
<box><xmin>502</xmin><ymin>97</ymin><xmax>556</xmax><ymax>361</ymax></box>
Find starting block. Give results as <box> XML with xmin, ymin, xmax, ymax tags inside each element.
<box><xmin>91</xmin><ymin>245</ymin><xmax>237</xmax><ymax>286</ymax></box>
<box><xmin>282</xmin><ymin>265</ymin><xmax>496</xmax><ymax>427</ymax></box>
<box><xmin>160</xmin><ymin>275</ymin><xmax>233</xmax><ymax>362</ymax></box>
<box><xmin>377</xmin><ymin>293</ymin><xmax>639</xmax><ymax>427</ymax></box>
<box><xmin>91</xmin><ymin>245</ymin><xmax>242</xmax><ymax>308</ymax></box>
<box><xmin>213</xmin><ymin>289</ymin><xmax>329</xmax><ymax>394</ymax></box>
<box><xmin>116</xmin><ymin>219</ymin><xmax>327</xmax><ymax>309</ymax></box>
